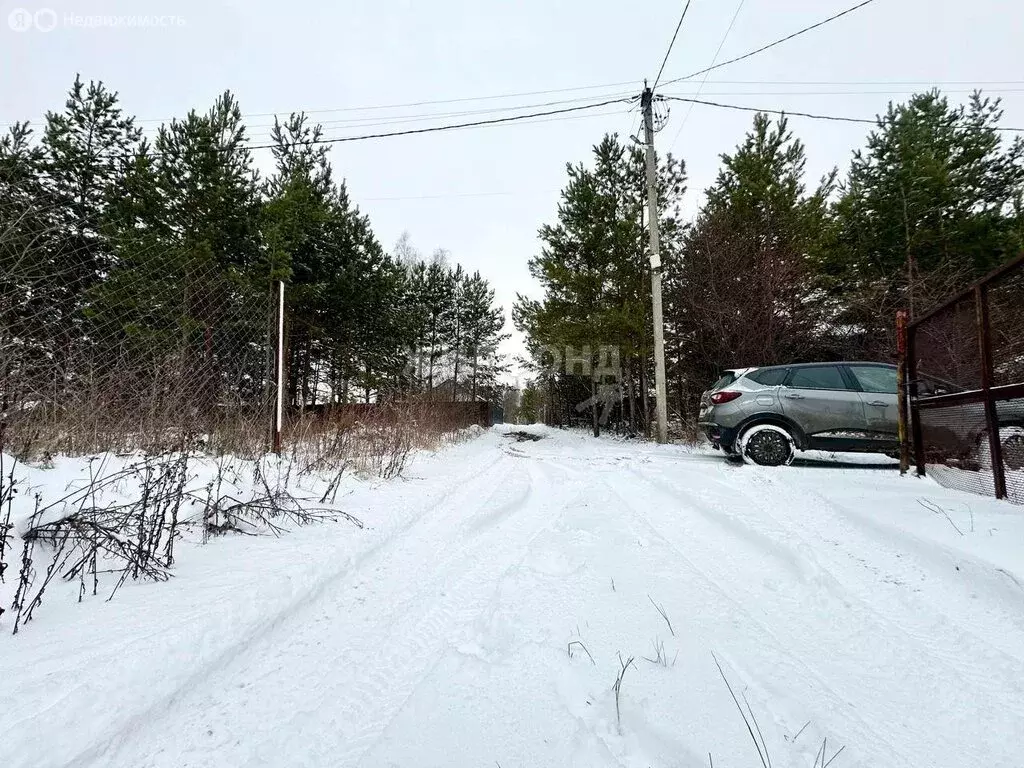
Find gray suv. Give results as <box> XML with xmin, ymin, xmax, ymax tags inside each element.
<box><xmin>698</xmin><ymin>362</ymin><xmax>901</xmax><ymax>466</ymax></box>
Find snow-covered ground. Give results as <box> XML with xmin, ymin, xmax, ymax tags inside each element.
<box><xmin>2</xmin><ymin>425</ymin><xmax>1024</xmax><ymax>768</ymax></box>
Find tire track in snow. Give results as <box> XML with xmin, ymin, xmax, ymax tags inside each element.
<box><xmin>655</xmin><ymin>458</ymin><xmax>1024</xmax><ymax>679</ymax></box>
<box><xmin>636</xmin><ymin>460</ymin><xmax>1024</xmax><ymax>673</ymax></box>
<box><xmin>728</xmin><ymin>473</ymin><xmax>1024</xmax><ymax>690</ymax></box>
<box><xmin>63</xmin><ymin>446</ymin><xmax>512</xmax><ymax>768</ymax></box>
<box><xmin>531</xmin><ymin>451</ymin><xmax>901</xmax><ymax>764</ymax></box>
<box><xmin>799</xmin><ymin>480</ymin><xmax>1024</xmax><ymax>634</ymax></box>
<box><xmin>582</xmin><ymin>468</ymin><xmax>919</xmax><ymax>766</ymax></box>
<box><xmin>603</xmin><ymin>459</ymin><xmax>1024</xmax><ymax>767</ymax></box>
<box><xmin>89</xmin><ymin>447</ymin><xmax>580</xmax><ymax>768</ymax></box>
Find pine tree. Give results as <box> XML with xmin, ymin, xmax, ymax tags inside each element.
<box><xmin>34</xmin><ymin>76</ymin><xmax>143</xmax><ymax>390</ymax></box>
<box><xmin>42</xmin><ymin>75</ymin><xmax>142</xmax><ymax>282</ymax></box>
<box><xmin>448</xmin><ymin>264</ymin><xmax>467</xmax><ymax>400</ymax></box>
<box><xmin>459</xmin><ymin>271</ymin><xmax>508</xmax><ymax>401</ymax></box>
<box><xmin>669</xmin><ymin>114</ymin><xmax>833</xmax><ymax>397</ymax></box>
<box><xmin>262</xmin><ymin>113</ymin><xmax>337</xmax><ymax>405</ymax></box>
<box><xmin>401</xmin><ymin>258</ymin><xmax>430</xmax><ymax>392</ymax></box>
<box><xmin>515</xmin><ymin>133</ymin><xmax>685</xmax><ymax>435</ymax></box>
<box><xmin>421</xmin><ymin>256</ymin><xmax>456</xmax><ymax>392</ymax></box>
<box><xmin>827</xmin><ymin>90</ymin><xmax>1024</xmax><ymax>331</ymax></box>
<box><xmin>1</xmin><ymin>123</ymin><xmax>51</xmax><ymax>413</ymax></box>
<box><xmin>155</xmin><ymin>91</ymin><xmax>261</xmax><ymax>274</ymax></box>
<box><xmin>144</xmin><ymin>91</ymin><xmax>263</xmax><ymax>415</ymax></box>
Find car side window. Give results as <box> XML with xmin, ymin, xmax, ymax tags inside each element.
<box><xmin>746</xmin><ymin>368</ymin><xmax>788</xmax><ymax>386</ymax></box>
<box><xmin>849</xmin><ymin>366</ymin><xmax>897</xmax><ymax>394</ymax></box>
<box><xmin>786</xmin><ymin>366</ymin><xmax>849</xmax><ymax>391</ymax></box>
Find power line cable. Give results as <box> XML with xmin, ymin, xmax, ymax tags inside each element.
<box><xmin>653</xmin><ymin>0</ymin><xmax>694</xmax><ymax>90</ymax></box>
<box><xmin>233</xmin><ymin>86</ymin><xmax>1024</xmax><ymax>139</ymax></box>
<box><xmin>660</xmin><ymin>0</ymin><xmax>878</xmax><ymax>88</ymax></box>
<box><xmin>228</xmin><ymin>86</ymin><xmax>1024</xmax><ymax>142</ymax></box>
<box><xmin>663</xmin><ymin>95</ymin><xmax>1024</xmax><ymax>131</ymax></box>
<box><xmin>1</xmin><ymin>81</ymin><xmax>641</xmax><ymax>128</ymax></box>
<box><xmin>278</xmin><ymin>105</ymin><xmax>634</xmax><ymax>144</ymax></box>
<box><xmin>238</xmin><ymin>90</ymin><xmax>637</xmax><ymax>132</ymax></box>
<box><xmin>8</xmin><ymin>70</ymin><xmax>1018</xmax><ymax>131</ymax></box>
<box><xmin>662</xmin><ymin>88</ymin><xmax>1024</xmax><ymax>97</ymax></box>
<box><xmin>680</xmin><ymin>79</ymin><xmax>1024</xmax><ymax>86</ymax></box>
<box><xmin>669</xmin><ymin>0</ymin><xmax>747</xmax><ymax>150</ymax></box>
<box><xmin>259</xmin><ymin>101</ymin><xmax>634</xmax><ymax>147</ymax></box>
<box><xmin>364</xmin><ymin>191</ymin><xmax>515</xmax><ymax>202</ymax></box>
<box><xmin>81</xmin><ymin>98</ymin><xmax>635</xmax><ymax>162</ymax></box>
<box><xmin>666</xmin><ymin>96</ymin><xmax>874</xmax><ymax>124</ymax></box>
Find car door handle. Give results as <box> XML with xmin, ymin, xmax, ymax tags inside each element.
<box><xmin>783</xmin><ymin>393</ymin><xmax>804</xmax><ymax>400</ymax></box>
<box><xmin>866</xmin><ymin>400</ymin><xmax>888</xmax><ymax>407</ymax></box>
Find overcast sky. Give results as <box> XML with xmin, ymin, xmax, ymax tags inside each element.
<box><xmin>4</xmin><ymin>0</ymin><xmax>1023</xmax><ymax>384</ymax></box>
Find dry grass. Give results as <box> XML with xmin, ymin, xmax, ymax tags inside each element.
<box><xmin>0</xmin><ymin>398</ymin><xmax>486</xmax><ymax>633</ymax></box>
<box><xmin>282</xmin><ymin>401</ymin><xmax>484</xmax><ymax>482</ymax></box>
<box><xmin>0</xmin><ymin>449</ymin><xmax>369</xmax><ymax>634</ymax></box>
<box><xmin>5</xmin><ymin>396</ymin><xmax>483</xmax><ymax>479</ymax></box>
<box><xmin>642</xmin><ymin>636</ymin><xmax>677</xmax><ymax>668</ymax></box>
<box><xmin>648</xmin><ymin>594</ymin><xmax>675</xmax><ymax>637</ymax></box>
<box><xmin>614</xmin><ymin>653</ymin><xmax>635</xmax><ymax>733</ymax></box>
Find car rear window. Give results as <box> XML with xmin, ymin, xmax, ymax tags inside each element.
<box><xmin>746</xmin><ymin>368</ymin><xmax>788</xmax><ymax>386</ymax></box>
<box><xmin>710</xmin><ymin>372</ymin><xmax>737</xmax><ymax>391</ymax></box>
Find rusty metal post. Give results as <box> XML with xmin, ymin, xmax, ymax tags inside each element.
<box><xmin>975</xmin><ymin>285</ymin><xmax>1006</xmax><ymax>499</ymax></box>
<box><xmin>906</xmin><ymin>318</ymin><xmax>927</xmax><ymax>476</ymax></box>
<box><xmin>896</xmin><ymin>310</ymin><xmax>910</xmax><ymax>475</ymax></box>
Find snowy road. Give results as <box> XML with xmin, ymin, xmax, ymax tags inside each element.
<box><xmin>3</xmin><ymin>426</ymin><xmax>1024</xmax><ymax>767</ymax></box>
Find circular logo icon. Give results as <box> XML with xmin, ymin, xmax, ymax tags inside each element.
<box><xmin>34</xmin><ymin>8</ymin><xmax>58</xmax><ymax>32</ymax></box>
<box><xmin>8</xmin><ymin>8</ymin><xmax>34</xmax><ymax>31</ymax></box>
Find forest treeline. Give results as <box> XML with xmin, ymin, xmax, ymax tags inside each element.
<box><xmin>513</xmin><ymin>91</ymin><xmax>1024</xmax><ymax>433</ymax></box>
<box><xmin>0</xmin><ymin>76</ymin><xmax>508</xmax><ymax>427</ymax></box>
<box><xmin>4</xmin><ymin>78</ymin><xmax>1023</xmax><ymax>438</ymax></box>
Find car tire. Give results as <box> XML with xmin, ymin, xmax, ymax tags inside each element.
<box><xmin>1000</xmin><ymin>426</ymin><xmax>1024</xmax><ymax>471</ymax></box>
<box><xmin>976</xmin><ymin>425</ymin><xmax>1024</xmax><ymax>471</ymax></box>
<box><xmin>739</xmin><ymin>424</ymin><xmax>796</xmax><ymax>467</ymax></box>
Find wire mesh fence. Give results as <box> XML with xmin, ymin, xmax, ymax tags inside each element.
<box><xmin>1</xmin><ymin>194</ymin><xmax>277</xmax><ymax>458</ymax></box>
<box><xmin>907</xmin><ymin>253</ymin><xmax>1024</xmax><ymax>503</ymax></box>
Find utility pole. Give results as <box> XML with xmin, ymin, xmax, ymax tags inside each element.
<box><xmin>641</xmin><ymin>84</ymin><xmax>669</xmax><ymax>444</ymax></box>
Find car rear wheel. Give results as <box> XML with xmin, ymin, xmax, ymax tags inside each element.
<box><xmin>976</xmin><ymin>425</ymin><xmax>1024</xmax><ymax>471</ymax></box>
<box><xmin>1000</xmin><ymin>426</ymin><xmax>1024</xmax><ymax>471</ymax></box>
<box><xmin>740</xmin><ymin>424</ymin><xmax>796</xmax><ymax>467</ymax></box>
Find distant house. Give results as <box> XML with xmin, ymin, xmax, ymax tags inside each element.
<box><xmin>424</xmin><ymin>377</ymin><xmax>491</xmax><ymax>403</ymax></box>
<box><xmin>422</xmin><ymin>378</ymin><xmax>503</xmax><ymax>424</ymax></box>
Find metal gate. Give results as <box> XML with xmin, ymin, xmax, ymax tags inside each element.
<box><xmin>906</xmin><ymin>253</ymin><xmax>1024</xmax><ymax>503</ymax></box>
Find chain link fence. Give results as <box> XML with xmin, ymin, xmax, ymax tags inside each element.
<box><xmin>1</xmin><ymin>196</ymin><xmax>277</xmax><ymax>458</ymax></box>
<box><xmin>907</xmin><ymin>253</ymin><xmax>1024</xmax><ymax>503</ymax></box>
